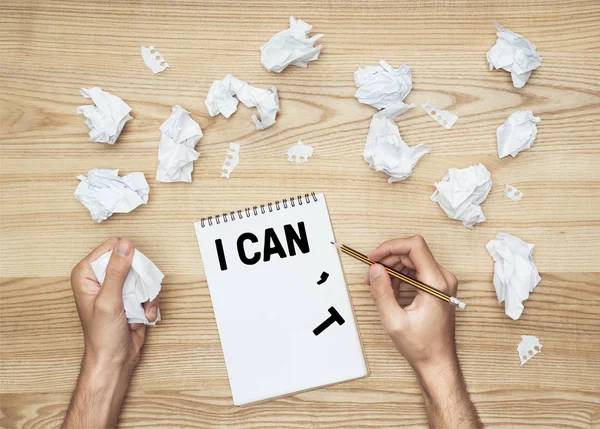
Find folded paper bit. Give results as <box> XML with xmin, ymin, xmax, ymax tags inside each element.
<box><xmin>286</xmin><ymin>140</ymin><xmax>313</xmax><ymax>163</ymax></box>
<box><xmin>486</xmin><ymin>233</ymin><xmax>541</xmax><ymax>320</ymax></box>
<box><xmin>75</xmin><ymin>169</ymin><xmax>149</xmax><ymax>223</ymax></box>
<box><xmin>421</xmin><ymin>102</ymin><xmax>458</xmax><ymax>129</ymax></box>
<box><xmin>430</xmin><ymin>164</ymin><xmax>492</xmax><ymax>228</ymax></box>
<box><xmin>77</xmin><ymin>87</ymin><xmax>132</xmax><ymax>144</ymax></box>
<box><xmin>221</xmin><ymin>143</ymin><xmax>240</xmax><ymax>178</ymax></box>
<box><xmin>260</xmin><ymin>16</ymin><xmax>323</xmax><ymax>73</ymax></box>
<box><xmin>156</xmin><ymin>105</ymin><xmax>202</xmax><ymax>183</ymax></box>
<box><xmin>141</xmin><ymin>45</ymin><xmax>169</xmax><ymax>74</ymax></box>
<box><xmin>517</xmin><ymin>335</ymin><xmax>542</xmax><ymax>366</ymax></box>
<box><xmin>91</xmin><ymin>250</ymin><xmax>163</xmax><ymax>325</ymax></box>
<box><xmin>363</xmin><ymin>103</ymin><xmax>429</xmax><ymax>183</ymax></box>
<box><xmin>205</xmin><ymin>74</ymin><xmax>280</xmax><ymax>130</ymax></box>
<box><xmin>354</xmin><ymin>60</ymin><xmax>412</xmax><ymax>110</ymax></box>
<box><xmin>497</xmin><ymin>110</ymin><xmax>540</xmax><ymax>158</ymax></box>
<box><xmin>505</xmin><ymin>184</ymin><xmax>524</xmax><ymax>201</ymax></box>
<box><xmin>486</xmin><ymin>21</ymin><xmax>542</xmax><ymax>88</ymax></box>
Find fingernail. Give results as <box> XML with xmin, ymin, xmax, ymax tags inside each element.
<box><xmin>370</xmin><ymin>264</ymin><xmax>384</xmax><ymax>282</ymax></box>
<box><xmin>115</xmin><ymin>239</ymin><xmax>133</xmax><ymax>257</ymax></box>
<box><xmin>149</xmin><ymin>306</ymin><xmax>157</xmax><ymax>320</ymax></box>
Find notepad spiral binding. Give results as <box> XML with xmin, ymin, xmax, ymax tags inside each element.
<box><xmin>199</xmin><ymin>192</ymin><xmax>318</xmax><ymax>228</ymax></box>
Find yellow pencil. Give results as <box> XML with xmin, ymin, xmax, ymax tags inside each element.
<box><xmin>332</xmin><ymin>242</ymin><xmax>467</xmax><ymax>310</ymax></box>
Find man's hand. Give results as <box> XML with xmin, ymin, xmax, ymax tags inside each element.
<box><xmin>366</xmin><ymin>236</ymin><xmax>482</xmax><ymax>428</ymax></box>
<box><xmin>63</xmin><ymin>237</ymin><xmax>159</xmax><ymax>429</ymax></box>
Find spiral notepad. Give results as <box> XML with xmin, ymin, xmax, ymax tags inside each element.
<box><xmin>194</xmin><ymin>193</ymin><xmax>368</xmax><ymax>405</ymax></box>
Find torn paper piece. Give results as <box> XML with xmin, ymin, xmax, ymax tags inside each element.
<box><xmin>205</xmin><ymin>74</ymin><xmax>280</xmax><ymax>130</ymax></box>
<box><xmin>141</xmin><ymin>46</ymin><xmax>169</xmax><ymax>74</ymax></box>
<box><xmin>505</xmin><ymin>184</ymin><xmax>524</xmax><ymax>201</ymax></box>
<box><xmin>261</xmin><ymin>16</ymin><xmax>323</xmax><ymax>73</ymax></box>
<box><xmin>430</xmin><ymin>164</ymin><xmax>492</xmax><ymax>228</ymax></box>
<box><xmin>354</xmin><ymin>60</ymin><xmax>412</xmax><ymax>110</ymax></box>
<box><xmin>91</xmin><ymin>250</ymin><xmax>163</xmax><ymax>325</ymax></box>
<box><xmin>287</xmin><ymin>140</ymin><xmax>313</xmax><ymax>163</ymax></box>
<box><xmin>156</xmin><ymin>105</ymin><xmax>202</xmax><ymax>183</ymax></box>
<box><xmin>518</xmin><ymin>335</ymin><xmax>542</xmax><ymax>366</ymax></box>
<box><xmin>486</xmin><ymin>21</ymin><xmax>542</xmax><ymax>88</ymax></box>
<box><xmin>497</xmin><ymin>110</ymin><xmax>540</xmax><ymax>158</ymax></box>
<box><xmin>486</xmin><ymin>233</ymin><xmax>541</xmax><ymax>320</ymax></box>
<box><xmin>77</xmin><ymin>87</ymin><xmax>132</xmax><ymax>144</ymax></box>
<box><xmin>421</xmin><ymin>102</ymin><xmax>458</xmax><ymax>129</ymax></box>
<box><xmin>75</xmin><ymin>169</ymin><xmax>149</xmax><ymax>223</ymax></box>
<box><xmin>364</xmin><ymin>103</ymin><xmax>429</xmax><ymax>183</ymax></box>
<box><xmin>221</xmin><ymin>143</ymin><xmax>240</xmax><ymax>178</ymax></box>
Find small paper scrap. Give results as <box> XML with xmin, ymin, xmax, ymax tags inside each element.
<box><xmin>430</xmin><ymin>164</ymin><xmax>492</xmax><ymax>228</ymax></box>
<box><xmin>497</xmin><ymin>110</ymin><xmax>540</xmax><ymax>159</ymax></box>
<box><xmin>221</xmin><ymin>143</ymin><xmax>240</xmax><ymax>178</ymax></box>
<box><xmin>205</xmin><ymin>74</ymin><xmax>280</xmax><ymax>130</ymax></box>
<box><xmin>141</xmin><ymin>46</ymin><xmax>169</xmax><ymax>74</ymax></box>
<box><xmin>421</xmin><ymin>102</ymin><xmax>458</xmax><ymax>129</ymax></box>
<box><xmin>486</xmin><ymin>232</ymin><xmax>541</xmax><ymax>320</ymax></box>
<box><xmin>504</xmin><ymin>184</ymin><xmax>524</xmax><ymax>201</ymax></box>
<box><xmin>77</xmin><ymin>87</ymin><xmax>132</xmax><ymax>144</ymax></box>
<box><xmin>91</xmin><ymin>250</ymin><xmax>163</xmax><ymax>325</ymax></box>
<box><xmin>260</xmin><ymin>16</ymin><xmax>323</xmax><ymax>73</ymax></box>
<box><xmin>486</xmin><ymin>21</ymin><xmax>542</xmax><ymax>88</ymax></box>
<box><xmin>354</xmin><ymin>60</ymin><xmax>412</xmax><ymax>110</ymax></box>
<box><xmin>364</xmin><ymin>103</ymin><xmax>429</xmax><ymax>183</ymax></box>
<box><xmin>518</xmin><ymin>335</ymin><xmax>542</xmax><ymax>366</ymax></box>
<box><xmin>156</xmin><ymin>105</ymin><xmax>202</xmax><ymax>183</ymax></box>
<box><xmin>287</xmin><ymin>140</ymin><xmax>313</xmax><ymax>163</ymax></box>
<box><xmin>75</xmin><ymin>169</ymin><xmax>149</xmax><ymax>223</ymax></box>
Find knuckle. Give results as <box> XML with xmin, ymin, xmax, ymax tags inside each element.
<box><xmin>411</xmin><ymin>235</ymin><xmax>427</xmax><ymax>247</ymax></box>
<box><xmin>385</xmin><ymin>321</ymin><xmax>405</xmax><ymax>337</ymax></box>
<box><xmin>94</xmin><ymin>299</ymin><xmax>116</xmax><ymax>316</ymax></box>
<box><xmin>105</xmin><ymin>263</ymin><xmax>127</xmax><ymax>280</ymax></box>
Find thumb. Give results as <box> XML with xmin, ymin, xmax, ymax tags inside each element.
<box><xmin>97</xmin><ymin>239</ymin><xmax>134</xmax><ymax>305</ymax></box>
<box><xmin>369</xmin><ymin>264</ymin><xmax>407</xmax><ymax>334</ymax></box>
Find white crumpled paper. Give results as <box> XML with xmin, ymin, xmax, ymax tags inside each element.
<box><xmin>421</xmin><ymin>102</ymin><xmax>458</xmax><ymax>129</ymax></box>
<box><xmin>91</xmin><ymin>250</ymin><xmax>163</xmax><ymax>325</ymax></box>
<box><xmin>364</xmin><ymin>103</ymin><xmax>429</xmax><ymax>183</ymax></box>
<box><xmin>497</xmin><ymin>110</ymin><xmax>540</xmax><ymax>158</ymax></box>
<box><xmin>156</xmin><ymin>105</ymin><xmax>203</xmax><ymax>183</ymax></box>
<box><xmin>486</xmin><ymin>232</ymin><xmax>541</xmax><ymax>320</ymax></box>
<box><xmin>221</xmin><ymin>143</ymin><xmax>240</xmax><ymax>178</ymax></box>
<box><xmin>505</xmin><ymin>184</ymin><xmax>524</xmax><ymax>201</ymax></box>
<box><xmin>430</xmin><ymin>164</ymin><xmax>492</xmax><ymax>228</ymax></box>
<box><xmin>77</xmin><ymin>87</ymin><xmax>132</xmax><ymax>144</ymax></box>
<box><xmin>354</xmin><ymin>60</ymin><xmax>412</xmax><ymax>110</ymax></box>
<box><xmin>205</xmin><ymin>74</ymin><xmax>280</xmax><ymax>130</ymax></box>
<box><xmin>141</xmin><ymin>45</ymin><xmax>169</xmax><ymax>74</ymax></box>
<box><xmin>486</xmin><ymin>21</ymin><xmax>542</xmax><ymax>88</ymax></box>
<box><xmin>518</xmin><ymin>335</ymin><xmax>542</xmax><ymax>366</ymax></box>
<box><xmin>260</xmin><ymin>16</ymin><xmax>323</xmax><ymax>73</ymax></box>
<box><xmin>75</xmin><ymin>169</ymin><xmax>149</xmax><ymax>223</ymax></box>
<box><xmin>286</xmin><ymin>140</ymin><xmax>313</xmax><ymax>163</ymax></box>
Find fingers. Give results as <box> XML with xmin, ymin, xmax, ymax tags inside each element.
<box><xmin>437</xmin><ymin>263</ymin><xmax>459</xmax><ymax>296</ymax></box>
<box><xmin>142</xmin><ymin>297</ymin><xmax>160</xmax><ymax>323</ymax></box>
<box><xmin>369</xmin><ymin>264</ymin><xmax>407</xmax><ymax>335</ymax></box>
<box><xmin>370</xmin><ymin>236</ymin><xmax>449</xmax><ymax>292</ymax></box>
<box><xmin>84</xmin><ymin>236</ymin><xmax>120</xmax><ymax>266</ymax></box>
<box><xmin>130</xmin><ymin>323</ymin><xmax>147</xmax><ymax>352</ymax></box>
<box><xmin>96</xmin><ymin>239</ymin><xmax>134</xmax><ymax>305</ymax></box>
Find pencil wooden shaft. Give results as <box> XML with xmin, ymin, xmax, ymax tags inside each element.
<box><xmin>340</xmin><ymin>245</ymin><xmax>450</xmax><ymax>303</ymax></box>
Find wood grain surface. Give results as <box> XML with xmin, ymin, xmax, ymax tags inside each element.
<box><xmin>1</xmin><ymin>0</ymin><xmax>599</xmax><ymax>428</ymax></box>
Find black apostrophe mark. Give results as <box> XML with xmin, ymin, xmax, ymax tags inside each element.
<box><xmin>316</xmin><ymin>271</ymin><xmax>329</xmax><ymax>285</ymax></box>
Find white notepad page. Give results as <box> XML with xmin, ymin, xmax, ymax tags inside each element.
<box><xmin>194</xmin><ymin>193</ymin><xmax>367</xmax><ymax>405</ymax></box>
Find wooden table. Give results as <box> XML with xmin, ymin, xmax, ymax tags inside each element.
<box><xmin>2</xmin><ymin>1</ymin><xmax>599</xmax><ymax>427</ymax></box>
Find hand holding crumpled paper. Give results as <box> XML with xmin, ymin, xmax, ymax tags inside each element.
<box><xmin>363</xmin><ymin>103</ymin><xmax>429</xmax><ymax>183</ymax></box>
<box><xmin>430</xmin><ymin>164</ymin><xmax>492</xmax><ymax>228</ymax></box>
<box><xmin>77</xmin><ymin>87</ymin><xmax>132</xmax><ymax>144</ymax></box>
<box><xmin>75</xmin><ymin>168</ymin><xmax>149</xmax><ymax>223</ymax></box>
<box><xmin>486</xmin><ymin>232</ymin><xmax>541</xmax><ymax>320</ymax></box>
<box><xmin>91</xmin><ymin>249</ymin><xmax>163</xmax><ymax>325</ymax></box>
<box><xmin>260</xmin><ymin>16</ymin><xmax>323</xmax><ymax>73</ymax></box>
<box><xmin>205</xmin><ymin>74</ymin><xmax>280</xmax><ymax>130</ymax></box>
<box><xmin>486</xmin><ymin>21</ymin><xmax>542</xmax><ymax>88</ymax></box>
<box><xmin>156</xmin><ymin>105</ymin><xmax>203</xmax><ymax>183</ymax></box>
